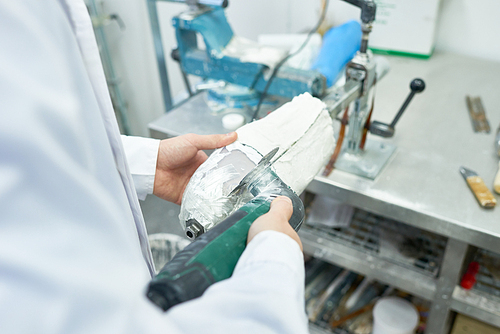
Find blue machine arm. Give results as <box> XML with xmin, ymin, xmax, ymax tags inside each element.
<box><xmin>172</xmin><ymin>7</ymin><xmax>327</xmax><ymax>98</ymax></box>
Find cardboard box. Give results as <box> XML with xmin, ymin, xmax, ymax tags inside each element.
<box><xmin>451</xmin><ymin>314</ymin><xmax>500</xmax><ymax>334</ymax></box>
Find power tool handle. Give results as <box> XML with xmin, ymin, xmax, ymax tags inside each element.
<box><xmin>146</xmin><ymin>189</ymin><xmax>304</xmax><ymax>312</ymax></box>
<box><xmin>146</xmin><ymin>200</ymin><xmax>269</xmax><ymax>311</ymax></box>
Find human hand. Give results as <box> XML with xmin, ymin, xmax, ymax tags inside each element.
<box><xmin>247</xmin><ymin>196</ymin><xmax>303</xmax><ymax>251</ymax></box>
<box><xmin>153</xmin><ymin>132</ymin><xmax>238</xmax><ymax>204</ymax></box>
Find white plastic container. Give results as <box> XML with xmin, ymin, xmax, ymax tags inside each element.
<box><xmin>222</xmin><ymin>113</ymin><xmax>245</xmax><ymax>131</ymax></box>
<box><xmin>372</xmin><ymin>297</ymin><xmax>419</xmax><ymax>334</ymax></box>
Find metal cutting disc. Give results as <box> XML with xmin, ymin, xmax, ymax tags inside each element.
<box><xmin>228</xmin><ymin>147</ymin><xmax>279</xmax><ymax>196</ymax></box>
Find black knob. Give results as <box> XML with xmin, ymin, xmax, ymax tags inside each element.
<box><xmin>410</xmin><ymin>78</ymin><xmax>425</xmax><ymax>93</ymax></box>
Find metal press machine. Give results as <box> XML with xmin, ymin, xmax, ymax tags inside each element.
<box><xmin>146</xmin><ymin>0</ymin><xmax>425</xmax><ymax>179</ymax></box>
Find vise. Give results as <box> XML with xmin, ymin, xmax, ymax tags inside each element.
<box><xmin>169</xmin><ymin>1</ymin><xmax>327</xmax><ymax>99</ymax></box>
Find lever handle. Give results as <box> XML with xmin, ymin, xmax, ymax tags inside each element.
<box><xmin>369</xmin><ymin>78</ymin><xmax>425</xmax><ymax>138</ymax></box>
<box><xmin>390</xmin><ymin>78</ymin><xmax>425</xmax><ymax>128</ymax></box>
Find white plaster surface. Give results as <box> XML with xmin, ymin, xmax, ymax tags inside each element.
<box><xmin>236</xmin><ymin>93</ymin><xmax>335</xmax><ymax>194</ymax></box>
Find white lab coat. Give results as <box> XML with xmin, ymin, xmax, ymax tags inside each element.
<box><xmin>0</xmin><ymin>0</ymin><xmax>308</xmax><ymax>333</ymax></box>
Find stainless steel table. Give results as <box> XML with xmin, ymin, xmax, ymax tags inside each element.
<box><xmin>148</xmin><ymin>51</ymin><xmax>500</xmax><ymax>333</ymax></box>
<box><xmin>311</xmin><ymin>52</ymin><xmax>500</xmax><ymax>253</ymax></box>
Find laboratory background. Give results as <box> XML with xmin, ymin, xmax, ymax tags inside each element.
<box><xmin>84</xmin><ymin>0</ymin><xmax>500</xmax><ymax>333</ymax></box>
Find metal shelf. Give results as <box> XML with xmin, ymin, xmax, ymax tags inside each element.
<box><xmin>306</xmin><ymin>208</ymin><xmax>446</xmax><ymax>277</ymax></box>
<box><xmin>451</xmin><ymin>286</ymin><xmax>500</xmax><ymax>328</ymax></box>
<box><xmin>450</xmin><ymin>249</ymin><xmax>500</xmax><ymax>328</ymax></box>
<box><xmin>300</xmin><ymin>226</ymin><xmax>437</xmax><ymax>300</ymax></box>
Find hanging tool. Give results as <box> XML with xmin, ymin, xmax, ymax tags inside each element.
<box><xmin>146</xmin><ymin>148</ymin><xmax>305</xmax><ymax>311</ymax></box>
<box><xmin>460</xmin><ymin>166</ymin><xmax>497</xmax><ymax>208</ymax></box>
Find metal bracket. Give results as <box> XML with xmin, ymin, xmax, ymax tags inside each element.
<box><xmin>334</xmin><ymin>139</ymin><xmax>396</xmax><ymax>179</ymax></box>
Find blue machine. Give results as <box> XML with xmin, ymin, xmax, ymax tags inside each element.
<box><xmin>170</xmin><ymin>4</ymin><xmax>327</xmax><ymax>99</ymax></box>
<box><xmin>146</xmin><ymin>0</ymin><xmax>364</xmax><ymax>110</ymax></box>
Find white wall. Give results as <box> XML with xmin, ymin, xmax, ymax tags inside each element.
<box><xmin>435</xmin><ymin>0</ymin><xmax>500</xmax><ymax>62</ymax></box>
<box><xmin>91</xmin><ymin>0</ymin><xmax>165</xmax><ymax>136</ymax></box>
<box><xmin>94</xmin><ymin>0</ymin><xmax>500</xmax><ymax>136</ymax></box>
<box><xmin>325</xmin><ymin>0</ymin><xmax>500</xmax><ymax>62</ymax></box>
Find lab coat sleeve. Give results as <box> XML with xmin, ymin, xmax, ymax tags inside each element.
<box><xmin>120</xmin><ymin>135</ymin><xmax>160</xmax><ymax>200</ymax></box>
<box><xmin>0</xmin><ymin>1</ymin><xmax>308</xmax><ymax>333</ymax></box>
<box><xmin>164</xmin><ymin>230</ymin><xmax>309</xmax><ymax>334</ymax></box>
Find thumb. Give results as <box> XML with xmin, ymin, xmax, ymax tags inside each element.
<box><xmin>188</xmin><ymin>132</ymin><xmax>238</xmax><ymax>150</ymax></box>
<box><xmin>246</xmin><ymin>196</ymin><xmax>302</xmax><ymax>250</ymax></box>
<box><xmin>269</xmin><ymin>196</ymin><xmax>293</xmax><ymax>221</ymax></box>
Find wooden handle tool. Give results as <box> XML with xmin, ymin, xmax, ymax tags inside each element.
<box><xmin>494</xmin><ymin>122</ymin><xmax>500</xmax><ymax>194</ymax></box>
<box><xmin>460</xmin><ymin>166</ymin><xmax>497</xmax><ymax>208</ymax></box>
<box><xmin>494</xmin><ymin>161</ymin><xmax>500</xmax><ymax>194</ymax></box>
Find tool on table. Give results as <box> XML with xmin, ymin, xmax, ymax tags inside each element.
<box><xmin>146</xmin><ymin>148</ymin><xmax>305</xmax><ymax>311</ymax></box>
<box><xmin>466</xmin><ymin>96</ymin><xmax>490</xmax><ymax>133</ymax></box>
<box><xmin>460</xmin><ymin>166</ymin><xmax>497</xmax><ymax>208</ymax></box>
<box><xmin>494</xmin><ymin>123</ymin><xmax>500</xmax><ymax>194</ymax></box>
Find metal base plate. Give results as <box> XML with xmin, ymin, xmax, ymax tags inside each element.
<box><xmin>334</xmin><ymin>140</ymin><xmax>396</xmax><ymax>179</ymax></box>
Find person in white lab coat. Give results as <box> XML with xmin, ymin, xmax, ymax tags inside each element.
<box><xmin>0</xmin><ymin>0</ymin><xmax>308</xmax><ymax>333</ymax></box>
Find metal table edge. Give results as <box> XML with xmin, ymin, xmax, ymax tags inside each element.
<box><xmin>450</xmin><ymin>295</ymin><xmax>500</xmax><ymax>329</ymax></box>
<box><xmin>307</xmin><ymin>177</ymin><xmax>500</xmax><ymax>255</ymax></box>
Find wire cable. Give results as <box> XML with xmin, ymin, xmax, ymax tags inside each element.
<box><xmin>252</xmin><ymin>0</ymin><xmax>329</xmax><ymax>120</ymax></box>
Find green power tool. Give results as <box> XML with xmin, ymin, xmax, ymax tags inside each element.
<box><xmin>146</xmin><ymin>148</ymin><xmax>305</xmax><ymax>311</ymax></box>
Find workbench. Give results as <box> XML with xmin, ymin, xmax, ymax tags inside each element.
<box><xmin>149</xmin><ymin>51</ymin><xmax>500</xmax><ymax>334</ymax></box>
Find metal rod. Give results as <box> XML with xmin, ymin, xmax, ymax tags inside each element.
<box><xmin>147</xmin><ymin>0</ymin><xmax>174</xmax><ymax>112</ymax></box>
<box><xmin>88</xmin><ymin>0</ymin><xmax>132</xmax><ymax>135</ymax></box>
<box><xmin>180</xmin><ymin>70</ymin><xmax>193</xmax><ymax>97</ymax></box>
<box><xmin>426</xmin><ymin>238</ymin><xmax>468</xmax><ymax>334</ymax></box>
<box><xmin>390</xmin><ymin>91</ymin><xmax>415</xmax><ymax>128</ymax></box>
<box><xmin>360</xmin><ymin>32</ymin><xmax>369</xmax><ymax>54</ymax></box>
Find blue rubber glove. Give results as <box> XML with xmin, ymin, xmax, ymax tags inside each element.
<box><xmin>311</xmin><ymin>20</ymin><xmax>362</xmax><ymax>87</ymax></box>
